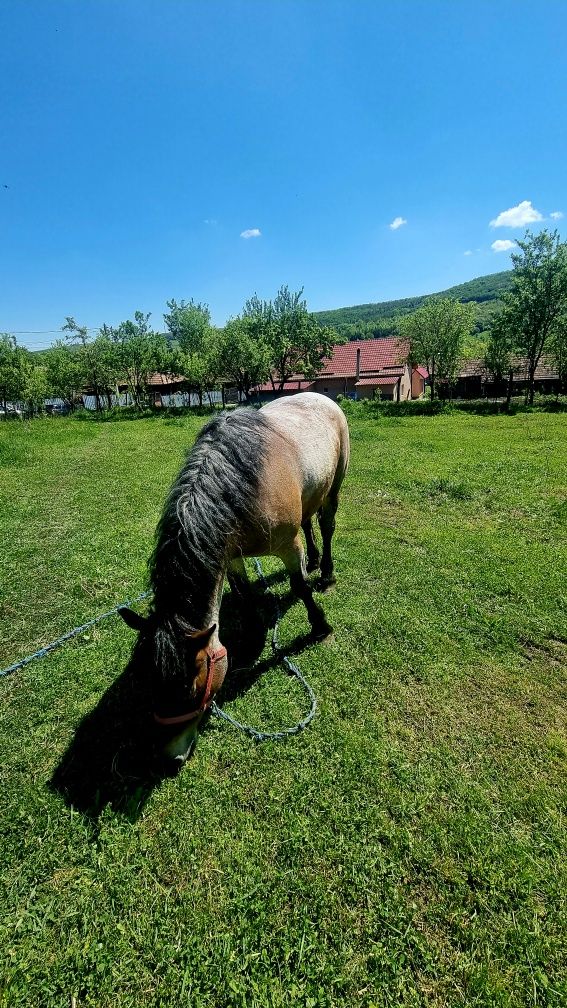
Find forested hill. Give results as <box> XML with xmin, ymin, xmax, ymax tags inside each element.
<box><xmin>314</xmin><ymin>270</ymin><xmax>512</xmax><ymax>337</ymax></box>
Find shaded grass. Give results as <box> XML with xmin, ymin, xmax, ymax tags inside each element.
<box><xmin>0</xmin><ymin>410</ymin><xmax>566</xmax><ymax>1006</ymax></box>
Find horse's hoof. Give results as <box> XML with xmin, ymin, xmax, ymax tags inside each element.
<box><xmin>316</xmin><ymin>577</ymin><xmax>336</xmax><ymax>594</ymax></box>
<box><xmin>312</xmin><ymin>624</ymin><xmax>334</xmax><ymax>643</ymax></box>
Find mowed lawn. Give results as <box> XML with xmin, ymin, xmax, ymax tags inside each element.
<box><xmin>0</xmin><ymin>407</ymin><xmax>566</xmax><ymax>1008</ymax></box>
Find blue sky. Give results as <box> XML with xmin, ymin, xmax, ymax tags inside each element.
<box><xmin>1</xmin><ymin>0</ymin><xmax>566</xmax><ymax>349</ymax></box>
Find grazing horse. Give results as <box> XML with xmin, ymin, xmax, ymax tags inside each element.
<box><xmin>119</xmin><ymin>392</ymin><xmax>349</xmax><ymax>765</ymax></box>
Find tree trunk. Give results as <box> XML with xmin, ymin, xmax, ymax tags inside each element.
<box><xmin>505</xmin><ymin>369</ymin><xmax>513</xmax><ymax>411</ymax></box>
<box><xmin>528</xmin><ymin>366</ymin><xmax>536</xmax><ymax>406</ymax></box>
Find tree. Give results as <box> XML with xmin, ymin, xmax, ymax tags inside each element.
<box><xmin>43</xmin><ymin>342</ymin><xmax>85</xmax><ymax>408</ymax></box>
<box><xmin>0</xmin><ymin>334</ymin><xmax>28</xmax><ymax>411</ymax></box>
<box><xmin>216</xmin><ymin>316</ymin><xmax>272</xmax><ymax>401</ymax></box>
<box><xmin>102</xmin><ymin>313</ymin><xmax>170</xmax><ymax>408</ymax></box>
<box><xmin>22</xmin><ymin>361</ymin><xmax>49</xmax><ymax>417</ymax></box>
<box><xmin>163</xmin><ymin>299</ymin><xmax>216</xmax><ymax>406</ymax></box>
<box><xmin>243</xmin><ymin>286</ymin><xmax>339</xmax><ymax>391</ymax></box>
<box><xmin>549</xmin><ymin>317</ymin><xmax>567</xmax><ymax>394</ymax></box>
<box><xmin>494</xmin><ymin>230</ymin><xmax>567</xmax><ymax>405</ymax></box>
<box><xmin>485</xmin><ymin>314</ymin><xmax>516</xmax><ymax>408</ymax></box>
<box><xmin>62</xmin><ymin>317</ymin><xmax>118</xmax><ymax>411</ymax></box>
<box><xmin>399</xmin><ymin>298</ymin><xmax>476</xmax><ymax>400</ymax></box>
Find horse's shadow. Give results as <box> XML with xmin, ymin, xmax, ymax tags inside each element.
<box><xmin>48</xmin><ymin>579</ymin><xmax>307</xmax><ymax>826</ymax></box>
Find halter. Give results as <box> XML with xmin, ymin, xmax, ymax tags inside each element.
<box><xmin>153</xmin><ymin>645</ymin><xmax>227</xmax><ymax>726</ymax></box>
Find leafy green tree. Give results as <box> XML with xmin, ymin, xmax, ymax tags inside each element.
<box><xmin>43</xmin><ymin>342</ymin><xmax>85</xmax><ymax>408</ymax></box>
<box><xmin>164</xmin><ymin>298</ymin><xmax>210</xmax><ymax>350</ymax></box>
<box><xmin>462</xmin><ymin>333</ymin><xmax>489</xmax><ymax>361</ymax></box>
<box><xmin>216</xmin><ymin>316</ymin><xmax>271</xmax><ymax>401</ymax></box>
<box><xmin>243</xmin><ymin>286</ymin><xmax>339</xmax><ymax>391</ymax></box>
<box><xmin>0</xmin><ymin>334</ymin><xmax>28</xmax><ymax>411</ymax></box>
<box><xmin>22</xmin><ymin>361</ymin><xmax>49</xmax><ymax>417</ymax></box>
<box><xmin>494</xmin><ymin>230</ymin><xmax>567</xmax><ymax>404</ymax></box>
<box><xmin>163</xmin><ymin>299</ymin><xmax>216</xmax><ymax>405</ymax></box>
<box><xmin>399</xmin><ymin>298</ymin><xmax>476</xmax><ymax>400</ymax></box>
<box><xmin>102</xmin><ymin>312</ymin><xmax>170</xmax><ymax>408</ymax></box>
<box><xmin>485</xmin><ymin>315</ymin><xmax>516</xmax><ymax>407</ymax></box>
<box><xmin>62</xmin><ymin>317</ymin><xmax>118</xmax><ymax>411</ymax></box>
<box><xmin>549</xmin><ymin>318</ymin><xmax>567</xmax><ymax>394</ymax></box>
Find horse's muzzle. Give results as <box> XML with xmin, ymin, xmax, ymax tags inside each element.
<box><xmin>159</xmin><ymin>717</ymin><xmax>201</xmax><ymax>769</ymax></box>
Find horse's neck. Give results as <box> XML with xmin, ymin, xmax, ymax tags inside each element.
<box><xmin>205</xmin><ymin>571</ymin><xmax>224</xmax><ymax>648</ymax></box>
<box><xmin>167</xmin><ymin>569</ymin><xmax>224</xmax><ymax>644</ymax></box>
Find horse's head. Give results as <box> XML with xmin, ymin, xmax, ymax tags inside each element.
<box><xmin>118</xmin><ymin>608</ymin><xmax>228</xmax><ymax>767</ymax></box>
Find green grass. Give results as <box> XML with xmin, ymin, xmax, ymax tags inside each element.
<box><xmin>1</xmin><ymin>408</ymin><xmax>566</xmax><ymax>1007</ymax></box>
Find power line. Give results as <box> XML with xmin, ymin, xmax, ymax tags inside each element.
<box><xmin>3</xmin><ymin>327</ymin><xmax>101</xmax><ymax>335</ymax></box>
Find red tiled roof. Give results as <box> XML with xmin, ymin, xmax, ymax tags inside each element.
<box><xmin>254</xmin><ymin>379</ymin><xmax>316</xmax><ymax>393</ymax></box>
<box><xmin>250</xmin><ymin>339</ymin><xmax>411</xmax><ymax>392</ymax></box>
<box><xmin>320</xmin><ymin>338</ymin><xmax>409</xmax><ymax>377</ymax></box>
<box><xmin>355</xmin><ymin>376</ymin><xmax>400</xmax><ymax>387</ymax></box>
<box><xmin>414</xmin><ymin>366</ymin><xmax>429</xmax><ymax>380</ymax></box>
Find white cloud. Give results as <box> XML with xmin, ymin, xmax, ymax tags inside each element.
<box><xmin>240</xmin><ymin>228</ymin><xmax>261</xmax><ymax>239</ymax></box>
<box><xmin>550</xmin><ymin>210</ymin><xmax>564</xmax><ymax>220</ymax></box>
<box><xmin>489</xmin><ymin>200</ymin><xmax>543</xmax><ymax>228</ymax></box>
<box><xmin>491</xmin><ymin>239</ymin><xmax>517</xmax><ymax>252</ymax></box>
<box><xmin>463</xmin><ymin>250</ymin><xmax>473</xmax><ymax>256</ymax></box>
<box><xmin>389</xmin><ymin>216</ymin><xmax>407</xmax><ymax>230</ymax></box>
<box><xmin>203</xmin><ymin>218</ymin><xmax>218</xmax><ymax>226</ymax></box>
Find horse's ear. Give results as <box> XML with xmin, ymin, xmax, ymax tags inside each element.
<box><xmin>187</xmin><ymin>624</ymin><xmax>216</xmax><ymax>649</ymax></box>
<box><xmin>118</xmin><ymin>607</ymin><xmax>149</xmax><ymax>633</ymax></box>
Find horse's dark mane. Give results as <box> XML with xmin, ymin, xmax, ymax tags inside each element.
<box><xmin>150</xmin><ymin>408</ymin><xmax>270</xmax><ymax>654</ymax></box>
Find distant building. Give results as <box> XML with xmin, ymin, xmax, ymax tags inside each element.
<box><xmin>450</xmin><ymin>356</ymin><xmax>562</xmax><ymax>399</ymax></box>
<box><xmin>252</xmin><ymin>338</ymin><xmax>426</xmax><ymax>402</ymax></box>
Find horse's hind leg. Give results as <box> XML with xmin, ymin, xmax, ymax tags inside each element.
<box><xmin>302</xmin><ymin>518</ymin><xmax>321</xmax><ymax>573</ymax></box>
<box><xmin>281</xmin><ymin>536</ymin><xmax>332</xmax><ymax>641</ymax></box>
<box><xmin>317</xmin><ymin>491</ymin><xmax>339</xmax><ymax>591</ymax></box>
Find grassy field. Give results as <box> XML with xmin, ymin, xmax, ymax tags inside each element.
<box><xmin>0</xmin><ymin>406</ymin><xmax>566</xmax><ymax>1007</ymax></box>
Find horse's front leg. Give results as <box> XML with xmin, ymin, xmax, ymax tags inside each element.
<box><xmin>227</xmin><ymin>556</ymin><xmax>251</xmax><ymax>599</ymax></box>
<box><xmin>281</xmin><ymin>536</ymin><xmax>333</xmax><ymax>641</ymax></box>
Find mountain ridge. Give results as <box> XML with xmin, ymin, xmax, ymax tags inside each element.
<box><xmin>314</xmin><ymin>270</ymin><xmax>512</xmax><ymax>335</ymax></box>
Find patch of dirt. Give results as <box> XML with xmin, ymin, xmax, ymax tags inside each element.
<box><xmin>520</xmin><ymin>635</ymin><xmax>567</xmax><ymax>668</ymax></box>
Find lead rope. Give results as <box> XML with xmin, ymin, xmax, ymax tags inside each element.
<box><xmin>0</xmin><ymin>562</ymin><xmax>317</xmax><ymax>743</ymax></box>
<box><xmin>209</xmin><ymin>558</ymin><xmax>317</xmax><ymax>742</ymax></box>
<box><xmin>0</xmin><ymin>592</ymin><xmax>153</xmax><ymax>678</ymax></box>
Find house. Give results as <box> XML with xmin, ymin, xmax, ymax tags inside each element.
<box><xmin>253</xmin><ymin>338</ymin><xmax>426</xmax><ymax>402</ymax></box>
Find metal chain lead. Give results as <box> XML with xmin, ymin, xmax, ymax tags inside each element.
<box><xmin>0</xmin><ymin>592</ymin><xmax>153</xmax><ymax>678</ymax></box>
<box><xmin>209</xmin><ymin>558</ymin><xmax>317</xmax><ymax>741</ymax></box>
<box><xmin>0</xmin><ymin>561</ymin><xmax>317</xmax><ymax>743</ymax></box>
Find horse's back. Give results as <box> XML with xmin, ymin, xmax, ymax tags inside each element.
<box><xmin>260</xmin><ymin>393</ymin><xmax>349</xmax><ymax>518</ymax></box>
